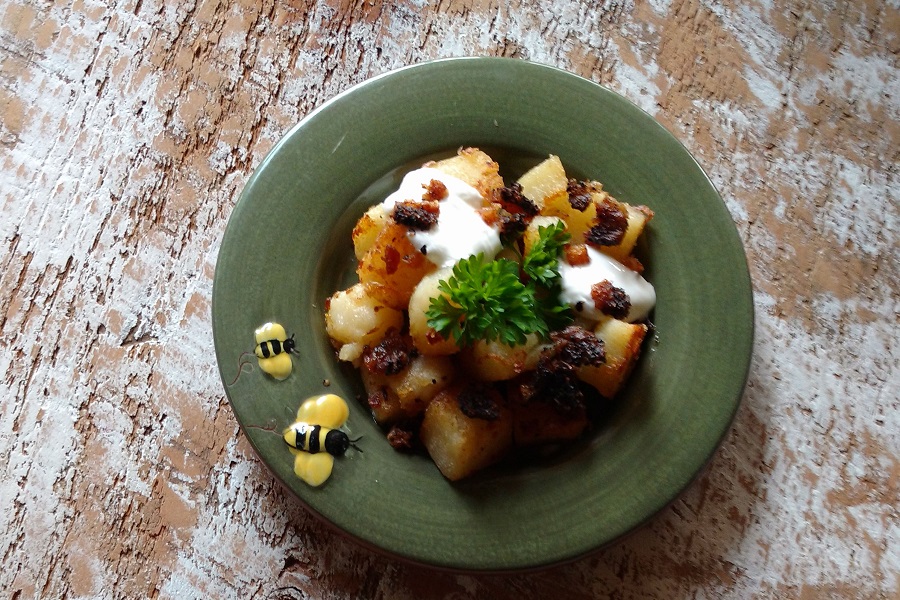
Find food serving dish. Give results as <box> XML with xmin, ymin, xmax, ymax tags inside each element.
<box><xmin>211</xmin><ymin>57</ymin><xmax>754</xmax><ymax>571</ymax></box>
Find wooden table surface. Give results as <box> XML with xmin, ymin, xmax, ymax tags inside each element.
<box><xmin>2</xmin><ymin>0</ymin><xmax>897</xmax><ymax>598</ymax></box>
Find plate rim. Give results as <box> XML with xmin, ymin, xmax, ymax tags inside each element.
<box><xmin>211</xmin><ymin>56</ymin><xmax>755</xmax><ymax>572</ymax></box>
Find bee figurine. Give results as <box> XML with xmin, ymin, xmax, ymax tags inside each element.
<box><xmin>254</xmin><ymin>322</ymin><xmax>296</xmax><ymax>380</ymax></box>
<box><xmin>283</xmin><ymin>394</ymin><xmax>358</xmax><ymax>487</ymax></box>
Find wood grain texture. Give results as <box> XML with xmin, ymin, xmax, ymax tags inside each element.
<box><xmin>1</xmin><ymin>0</ymin><xmax>897</xmax><ymax>597</ymax></box>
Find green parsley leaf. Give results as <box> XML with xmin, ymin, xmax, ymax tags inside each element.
<box><xmin>522</xmin><ymin>221</ymin><xmax>571</xmax><ymax>288</ymax></box>
<box><xmin>426</xmin><ymin>254</ymin><xmax>546</xmax><ymax>347</ymax></box>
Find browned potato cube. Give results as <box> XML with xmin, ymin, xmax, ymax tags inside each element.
<box><xmin>361</xmin><ymin>355</ymin><xmax>456</xmax><ymax>425</ymax></box>
<box><xmin>577</xmin><ymin>318</ymin><xmax>648</xmax><ymax>398</ymax></box>
<box><xmin>420</xmin><ymin>385</ymin><xmax>513</xmax><ymax>481</ymax></box>
<box><xmin>509</xmin><ymin>383</ymin><xmax>589</xmax><ymax>447</ymax></box>
<box><xmin>598</xmin><ymin>203</ymin><xmax>654</xmax><ymax>263</ymax></box>
<box><xmin>325</xmin><ymin>282</ymin><xmax>404</xmax><ymax>363</ymax></box>
<box><xmin>357</xmin><ymin>222</ymin><xmax>435</xmax><ymax>309</ymax></box>
<box><xmin>457</xmin><ymin>335</ymin><xmax>543</xmax><ymax>382</ymax></box>
<box><xmin>352</xmin><ymin>205</ymin><xmax>389</xmax><ymax>260</ymax></box>
<box><xmin>428</xmin><ymin>147</ymin><xmax>505</xmax><ymax>201</ymax></box>
<box><xmin>517</xmin><ymin>154</ymin><xmax>567</xmax><ymax>210</ymax></box>
<box><xmin>408</xmin><ymin>267</ymin><xmax>459</xmax><ymax>356</ymax></box>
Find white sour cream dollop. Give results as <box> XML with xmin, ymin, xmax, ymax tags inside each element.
<box><xmin>381</xmin><ymin>168</ymin><xmax>501</xmax><ymax>268</ymax></box>
<box><xmin>558</xmin><ymin>245</ymin><xmax>656</xmax><ymax>323</ymax></box>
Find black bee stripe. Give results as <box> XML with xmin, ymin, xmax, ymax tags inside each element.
<box><xmin>307</xmin><ymin>425</ymin><xmax>321</xmax><ymax>453</ymax></box>
<box><xmin>259</xmin><ymin>342</ymin><xmax>272</xmax><ymax>358</ymax></box>
<box><xmin>270</xmin><ymin>340</ymin><xmax>283</xmax><ymax>355</ymax></box>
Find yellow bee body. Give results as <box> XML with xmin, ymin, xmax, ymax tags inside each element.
<box><xmin>254</xmin><ymin>322</ymin><xmax>295</xmax><ymax>380</ymax></box>
<box><xmin>283</xmin><ymin>394</ymin><xmax>354</xmax><ymax>487</ymax></box>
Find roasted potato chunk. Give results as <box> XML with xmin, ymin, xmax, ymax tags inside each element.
<box><xmin>420</xmin><ymin>385</ymin><xmax>513</xmax><ymax>481</ymax></box>
<box><xmin>427</xmin><ymin>147</ymin><xmax>505</xmax><ymax>201</ymax></box>
<box><xmin>458</xmin><ymin>335</ymin><xmax>543</xmax><ymax>381</ymax></box>
<box><xmin>325</xmin><ymin>282</ymin><xmax>404</xmax><ymax>362</ymax></box>
<box><xmin>357</xmin><ymin>222</ymin><xmax>435</xmax><ymax>309</ymax></box>
<box><xmin>363</xmin><ymin>354</ymin><xmax>456</xmax><ymax>425</ymax></box>
<box><xmin>352</xmin><ymin>204</ymin><xmax>389</xmax><ymax>260</ymax></box>
<box><xmin>408</xmin><ymin>267</ymin><xmax>459</xmax><ymax>356</ymax></box>
<box><xmin>509</xmin><ymin>380</ymin><xmax>589</xmax><ymax>447</ymax></box>
<box><xmin>577</xmin><ymin>318</ymin><xmax>648</xmax><ymax>398</ymax></box>
<box><xmin>517</xmin><ymin>154</ymin><xmax>566</xmax><ymax>210</ymax></box>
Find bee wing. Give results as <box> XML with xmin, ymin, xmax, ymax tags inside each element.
<box><xmin>255</xmin><ymin>322</ymin><xmax>287</xmax><ymax>344</ymax></box>
<box><xmin>292</xmin><ymin>452</ymin><xmax>334</xmax><ymax>487</ymax></box>
<box><xmin>296</xmin><ymin>394</ymin><xmax>349</xmax><ymax>429</ymax></box>
<box><xmin>258</xmin><ymin>354</ymin><xmax>292</xmax><ymax>380</ymax></box>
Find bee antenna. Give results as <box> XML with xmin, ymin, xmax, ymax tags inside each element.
<box><xmin>227</xmin><ymin>353</ymin><xmax>255</xmax><ymax>387</ymax></box>
<box><xmin>349</xmin><ymin>436</ymin><xmax>363</xmax><ymax>453</ymax></box>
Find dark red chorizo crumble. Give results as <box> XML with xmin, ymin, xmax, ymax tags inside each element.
<box><xmin>457</xmin><ymin>383</ymin><xmax>502</xmax><ymax>421</ymax></box>
<box><xmin>585</xmin><ymin>200</ymin><xmax>628</xmax><ymax>247</ymax></box>
<box><xmin>422</xmin><ymin>179</ymin><xmax>449</xmax><ymax>202</ymax></box>
<box><xmin>564</xmin><ymin>243</ymin><xmax>590</xmax><ymax>266</ymax></box>
<box><xmin>519</xmin><ymin>325</ymin><xmax>606</xmax><ymax>414</ymax></box>
<box><xmin>590</xmin><ymin>280</ymin><xmax>631</xmax><ymax>319</ymax></box>
<box><xmin>392</xmin><ymin>200</ymin><xmax>440</xmax><ymax>230</ymax></box>
<box><xmin>387</xmin><ymin>424</ymin><xmax>417</xmax><ymax>451</ymax></box>
<box><xmin>566</xmin><ymin>179</ymin><xmax>594</xmax><ymax>212</ymax></box>
<box><xmin>498</xmin><ymin>183</ymin><xmax>539</xmax><ymax>216</ymax></box>
<box><xmin>362</xmin><ymin>329</ymin><xmax>415</xmax><ymax>376</ymax></box>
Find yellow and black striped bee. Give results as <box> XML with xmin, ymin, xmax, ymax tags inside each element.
<box><xmin>283</xmin><ymin>394</ymin><xmax>358</xmax><ymax>486</ymax></box>
<box><xmin>254</xmin><ymin>322</ymin><xmax>295</xmax><ymax>380</ymax></box>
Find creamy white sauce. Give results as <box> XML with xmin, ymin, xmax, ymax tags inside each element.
<box><xmin>381</xmin><ymin>168</ymin><xmax>501</xmax><ymax>268</ymax></box>
<box><xmin>558</xmin><ymin>245</ymin><xmax>656</xmax><ymax>322</ymax></box>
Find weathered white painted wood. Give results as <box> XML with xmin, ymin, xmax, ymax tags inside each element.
<box><xmin>1</xmin><ymin>0</ymin><xmax>897</xmax><ymax>597</ymax></box>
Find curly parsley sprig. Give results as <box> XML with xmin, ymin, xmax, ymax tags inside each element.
<box><xmin>522</xmin><ymin>221</ymin><xmax>570</xmax><ymax>287</ymax></box>
<box><xmin>426</xmin><ymin>223</ymin><xmax>574</xmax><ymax>347</ymax></box>
<box><xmin>426</xmin><ymin>255</ymin><xmax>546</xmax><ymax>347</ymax></box>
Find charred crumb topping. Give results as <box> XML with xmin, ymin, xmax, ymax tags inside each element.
<box><xmin>387</xmin><ymin>423</ymin><xmax>417</xmax><ymax>451</ymax></box>
<box><xmin>457</xmin><ymin>383</ymin><xmax>502</xmax><ymax>421</ymax></box>
<box><xmin>585</xmin><ymin>200</ymin><xmax>628</xmax><ymax>247</ymax></box>
<box><xmin>564</xmin><ymin>243</ymin><xmax>590</xmax><ymax>266</ymax></box>
<box><xmin>591</xmin><ymin>280</ymin><xmax>631</xmax><ymax>319</ymax></box>
<box><xmin>362</xmin><ymin>329</ymin><xmax>416</xmax><ymax>376</ymax></box>
<box><xmin>422</xmin><ymin>179</ymin><xmax>449</xmax><ymax>202</ymax></box>
<box><xmin>566</xmin><ymin>179</ymin><xmax>594</xmax><ymax>212</ymax></box>
<box><xmin>393</xmin><ymin>200</ymin><xmax>440</xmax><ymax>230</ymax></box>
<box><xmin>520</xmin><ymin>325</ymin><xmax>606</xmax><ymax>414</ymax></box>
<box><xmin>494</xmin><ymin>184</ymin><xmax>539</xmax><ymax>242</ymax></box>
<box><xmin>499</xmin><ymin>183</ymin><xmax>539</xmax><ymax>216</ymax></box>
<box><xmin>498</xmin><ymin>207</ymin><xmax>530</xmax><ymax>242</ymax></box>
<box><xmin>550</xmin><ymin>325</ymin><xmax>606</xmax><ymax>367</ymax></box>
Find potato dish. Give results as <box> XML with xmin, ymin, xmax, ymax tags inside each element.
<box><xmin>325</xmin><ymin>148</ymin><xmax>655</xmax><ymax>481</ymax></box>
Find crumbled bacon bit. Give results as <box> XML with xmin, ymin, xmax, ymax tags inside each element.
<box><xmin>387</xmin><ymin>424</ymin><xmax>416</xmax><ymax>451</ymax></box>
<box><xmin>566</xmin><ymin>179</ymin><xmax>593</xmax><ymax>212</ymax></box>
<box><xmin>362</xmin><ymin>329</ymin><xmax>414</xmax><ymax>375</ymax></box>
<box><xmin>498</xmin><ymin>208</ymin><xmax>528</xmax><ymax>242</ymax></box>
<box><xmin>457</xmin><ymin>383</ymin><xmax>501</xmax><ymax>421</ymax></box>
<box><xmin>498</xmin><ymin>183</ymin><xmax>539</xmax><ymax>216</ymax></box>
<box><xmin>591</xmin><ymin>280</ymin><xmax>631</xmax><ymax>319</ymax></box>
<box><xmin>564</xmin><ymin>243</ymin><xmax>590</xmax><ymax>266</ymax></box>
<box><xmin>585</xmin><ymin>200</ymin><xmax>628</xmax><ymax>247</ymax></box>
<box><xmin>479</xmin><ymin>204</ymin><xmax>500</xmax><ymax>227</ymax></box>
<box><xmin>550</xmin><ymin>325</ymin><xmax>606</xmax><ymax>368</ymax></box>
<box><xmin>620</xmin><ymin>255</ymin><xmax>644</xmax><ymax>273</ymax></box>
<box><xmin>517</xmin><ymin>326</ymin><xmax>606</xmax><ymax>413</ymax></box>
<box><xmin>422</xmin><ymin>179</ymin><xmax>448</xmax><ymax>201</ymax></box>
<box><xmin>393</xmin><ymin>200</ymin><xmax>439</xmax><ymax>230</ymax></box>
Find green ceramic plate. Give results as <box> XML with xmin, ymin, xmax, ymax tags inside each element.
<box><xmin>212</xmin><ymin>57</ymin><xmax>753</xmax><ymax>571</ymax></box>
